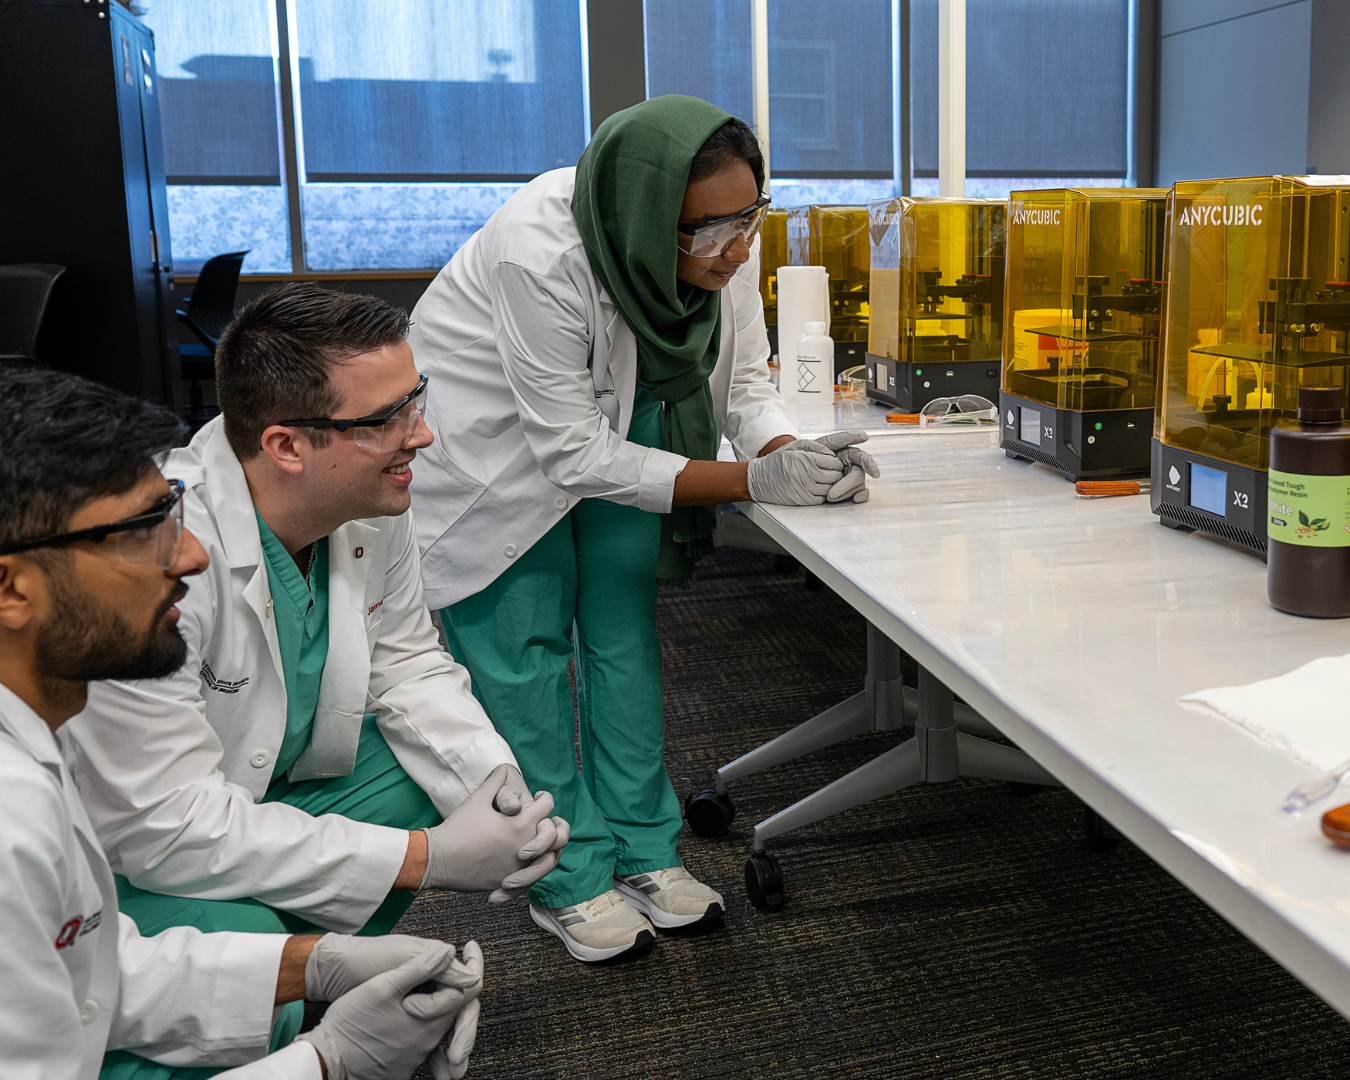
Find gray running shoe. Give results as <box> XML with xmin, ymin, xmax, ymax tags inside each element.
<box><xmin>529</xmin><ymin>889</ymin><xmax>656</xmax><ymax>962</ymax></box>
<box><xmin>615</xmin><ymin>866</ymin><xmax>725</xmax><ymax>929</ymax></box>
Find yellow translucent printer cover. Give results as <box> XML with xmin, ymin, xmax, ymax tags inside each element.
<box><xmin>787</xmin><ymin>204</ymin><xmax>870</xmax><ymax>342</ymax></box>
<box><xmin>758</xmin><ymin>207</ymin><xmax>788</xmax><ymax>329</ymax></box>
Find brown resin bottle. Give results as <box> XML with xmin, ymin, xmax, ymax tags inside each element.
<box><xmin>1268</xmin><ymin>386</ymin><xmax>1350</xmax><ymax>617</ymax></box>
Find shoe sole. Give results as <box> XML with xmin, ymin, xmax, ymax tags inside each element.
<box><xmin>614</xmin><ymin>880</ymin><xmax>725</xmax><ymax>929</ymax></box>
<box><xmin>529</xmin><ymin>904</ymin><xmax>656</xmax><ymax>963</ymax></box>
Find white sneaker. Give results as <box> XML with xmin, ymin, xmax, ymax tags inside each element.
<box><xmin>529</xmin><ymin>889</ymin><xmax>656</xmax><ymax>963</ymax></box>
<box><xmin>614</xmin><ymin>866</ymin><xmax>725</xmax><ymax>929</ymax></box>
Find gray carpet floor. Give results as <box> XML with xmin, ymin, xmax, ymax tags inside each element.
<box><xmin>404</xmin><ymin>546</ymin><xmax>1350</xmax><ymax>1078</ymax></box>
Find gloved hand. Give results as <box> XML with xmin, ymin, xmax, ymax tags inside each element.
<box><xmin>422</xmin><ymin>764</ymin><xmax>571</xmax><ymax>902</ymax></box>
<box><xmin>297</xmin><ymin>944</ymin><xmax>481</xmax><ymax>1080</ymax></box>
<box><xmin>491</xmin><ymin>764</ymin><xmax>531</xmax><ymax>815</ymax></box>
<box><xmin>306</xmin><ymin>933</ymin><xmax>472</xmax><ymax>1004</ymax></box>
<box><xmin>808</xmin><ymin>431</ymin><xmax>881</xmax><ymax>503</ymax></box>
<box><xmin>421</xmin><ymin>941</ymin><xmax>484</xmax><ymax>1080</ymax></box>
<box><xmin>746</xmin><ymin>440</ymin><xmax>843</xmax><ymax>505</ymax></box>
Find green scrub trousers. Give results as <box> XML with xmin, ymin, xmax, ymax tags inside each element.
<box><xmin>101</xmin><ymin>515</ymin><xmax>442</xmax><ymax>1079</ymax></box>
<box><xmin>439</xmin><ymin>387</ymin><xmax>683</xmax><ymax>909</ymax></box>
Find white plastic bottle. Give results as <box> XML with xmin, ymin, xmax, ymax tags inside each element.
<box><xmin>796</xmin><ymin>320</ymin><xmax>834</xmax><ymax>411</ymax></box>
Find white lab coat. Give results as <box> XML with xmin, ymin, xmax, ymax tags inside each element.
<box><xmin>407</xmin><ymin>166</ymin><xmax>795</xmax><ymax>608</ymax></box>
<box><xmin>0</xmin><ymin>683</ymin><xmax>320</xmax><ymax>1080</ymax></box>
<box><xmin>61</xmin><ymin>419</ymin><xmax>518</xmax><ymax>933</ymax></box>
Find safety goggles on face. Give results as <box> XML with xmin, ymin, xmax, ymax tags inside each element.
<box><xmin>677</xmin><ymin>193</ymin><xmax>772</xmax><ymax>258</ymax></box>
<box><xmin>0</xmin><ymin>480</ymin><xmax>186</xmax><ymax>569</ymax></box>
<box><xmin>281</xmin><ymin>373</ymin><xmax>428</xmax><ymax>453</ymax></box>
<box><xmin>918</xmin><ymin>394</ymin><xmax>998</xmax><ymax>427</ymax></box>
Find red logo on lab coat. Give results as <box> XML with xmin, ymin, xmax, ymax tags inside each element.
<box><xmin>55</xmin><ymin>918</ymin><xmax>81</xmax><ymax>949</ymax></box>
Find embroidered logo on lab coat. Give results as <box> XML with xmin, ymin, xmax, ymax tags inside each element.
<box><xmin>201</xmin><ymin>660</ymin><xmax>249</xmax><ymax>694</ymax></box>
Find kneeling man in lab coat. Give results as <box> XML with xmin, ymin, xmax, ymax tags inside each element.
<box><xmin>63</xmin><ymin>282</ymin><xmax>569</xmax><ymax>951</ymax></box>
<box><xmin>0</xmin><ymin>365</ymin><xmax>483</xmax><ymax>1079</ymax></box>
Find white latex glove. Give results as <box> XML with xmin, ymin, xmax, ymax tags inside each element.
<box><xmin>422</xmin><ymin>764</ymin><xmax>571</xmax><ymax>902</ymax></box>
<box><xmin>423</xmin><ymin>942</ymin><xmax>484</xmax><ymax>1080</ymax></box>
<box><xmin>297</xmin><ymin>945</ymin><xmax>478</xmax><ymax>1080</ymax></box>
<box><xmin>491</xmin><ymin>765</ymin><xmax>531</xmax><ymax>815</ymax></box>
<box><xmin>746</xmin><ymin>441</ymin><xmax>843</xmax><ymax>505</ymax></box>
<box><xmin>306</xmin><ymin>933</ymin><xmax>471</xmax><ymax>1003</ymax></box>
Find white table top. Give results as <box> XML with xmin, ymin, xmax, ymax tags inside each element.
<box><xmin>737</xmin><ymin>424</ymin><xmax>1350</xmax><ymax>1018</ymax></box>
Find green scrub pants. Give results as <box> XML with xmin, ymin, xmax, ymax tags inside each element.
<box><xmin>100</xmin><ymin>715</ymin><xmax>440</xmax><ymax>1080</ymax></box>
<box><xmin>439</xmin><ymin>390</ymin><xmax>683</xmax><ymax>909</ymax></box>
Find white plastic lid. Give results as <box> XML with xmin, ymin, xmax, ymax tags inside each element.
<box><xmin>804</xmin><ymin>321</ymin><xmax>828</xmax><ymax>334</ymax></box>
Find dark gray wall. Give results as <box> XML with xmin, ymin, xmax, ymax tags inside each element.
<box><xmin>587</xmin><ymin>0</ymin><xmax>646</xmax><ymax>134</ymax></box>
<box><xmin>1157</xmin><ymin>0</ymin><xmax>1311</xmax><ymax>186</ymax></box>
<box><xmin>1307</xmin><ymin>0</ymin><xmax>1350</xmax><ymax>176</ymax></box>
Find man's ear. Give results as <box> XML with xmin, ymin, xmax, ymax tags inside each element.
<box><xmin>258</xmin><ymin>426</ymin><xmax>309</xmax><ymax>476</ymax></box>
<box><xmin>0</xmin><ymin>556</ymin><xmax>45</xmax><ymax>632</ymax></box>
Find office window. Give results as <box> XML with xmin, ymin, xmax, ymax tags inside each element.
<box><xmin>292</xmin><ymin>0</ymin><xmax>587</xmax><ymax>270</ymax></box>
<box><xmin>643</xmin><ymin>0</ymin><xmax>754</xmax><ymax>122</ymax></box>
<box><xmin>144</xmin><ymin>1</ymin><xmax>290</xmax><ymax>272</ymax></box>
<box><xmin>910</xmin><ymin>0</ymin><xmax>1129</xmax><ymax>195</ymax></box>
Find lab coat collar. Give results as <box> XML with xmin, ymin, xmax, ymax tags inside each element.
<box><xmin>198</xmin><ymin>419</ymin><xmax>266</xmax><ymax>573</ymax></box>
<box><xmin>0</xmin><ymin>681</ymin><xmax>64</xmax><ymax>771</ymax></box>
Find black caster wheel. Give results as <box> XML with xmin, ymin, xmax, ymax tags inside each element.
<box><xmin>745</xmin><ymin>850</ymin><xmax>784</xmax><ymax>909</ymax></box>
<box><xmin>684</xmin><ymin>789</ymin><xmax>736</xmax><ymax>838</ymax></box>
<box><xmin>1007</xmin><ymin>781</ymin><xmax>1044</xmax><ymax>797</ymax></box>
<box><xmin>1085</xmin><ymin>808</ymin><xmax>1121</xmax><ymax>853</ymax></box>
<box><xmin>803</xmin><ymin>569</ymin><xmax>823</xmax><ymax>592</ymax></box>
<box><xmin>773</xmin><ymin>554</ymin><xmax>799</xmax><ymax>575</ymax></box>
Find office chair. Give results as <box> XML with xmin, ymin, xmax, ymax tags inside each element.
<box><xmin>0</xmin><ymin>263</ymin><xmax>65</xmax><ymax>366</ymax></box>
<box><xmin>176</xmin><ymin>250</ymin><xmax>247</xmax><ymax>429</ymax></box>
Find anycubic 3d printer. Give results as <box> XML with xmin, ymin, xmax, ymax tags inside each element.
<box><xmin>1001</xmin><ymin>187</ymin><xmax>1168</xmax><ymax>480</ymax></box>
<box><xmin>865</xmin><ymin>196</ymin><xmax>1005</xmax><ymax>411</ymax></box>
<box><xmin>786</xmin><ymin>204</ymin><xmax>870</xmax><ymax>374</ymax></box>
<box><xmin>758</xmin><ymin>207</ymin><xmax>789</xmax><ymax>359</ymax></box>
<box><xmin>1151</xmin><ymin>175</ymin><xmax>1350</xmax><ymax>554</ymax></box>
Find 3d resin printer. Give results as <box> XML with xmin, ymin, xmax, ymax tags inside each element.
<box><xmin>786</xmin><ymin>204</ymin><xmax>870</xmax><ymax>374</ymax></box>
<box><xmin>758</xmin><ymin>207</ymin><xmax>789</xmax><ymax>360</ymax></box>
<box><xmin>865</xmin><ymin>196</ymin><xmax>1005</xmax><ymax>411</ymax></box>
<box><xmin>1001</xmin><ymin>187</ymin><xmax>1168</xmax><ymax>480</ymax></box>
<box><xmin>1152</xmin><ymin>175</ymin><xmax>1350</xmax><ymax>553</ymax></box>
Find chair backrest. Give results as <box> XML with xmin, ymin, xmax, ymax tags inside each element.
<box><xmin>0</xmin><ymin>263</ymin><xmax>66</xmax><ymax>356</ymax></box>
<box><xmin>184</xmin><ymin>251</ymin><xmax>248</xmax><ymax>348</ymax></box>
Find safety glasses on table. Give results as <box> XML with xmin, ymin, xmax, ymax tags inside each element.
<box><xmin>281</xmin><ymin>373</ymin><xmax>428</xmax><ymax>452</ymax></box>
<box><xmin>0</xmin><ymin>479</ymin><xmax>186</xmax><ymax>569</ymax></box>
<box><xmin>677</xmin><ymin>193</ymin><xmax>772</xmax><ymax>258</ymax></box>
<box><xmin>918</xmin><ymin>394</ymin><xmax>998</xmax><ymax>427</ymax></box>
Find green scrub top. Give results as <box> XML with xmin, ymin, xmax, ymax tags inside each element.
<box><xmin>256</xmin><ymin>510</ymin><xmax>330</xmax><ymax>781</ymax></box>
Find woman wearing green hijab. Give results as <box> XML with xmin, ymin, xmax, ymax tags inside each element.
<box><xmin>408</xmin><ymin>96</ymin><xmax>878</xmax><ymax>962</ymax></box>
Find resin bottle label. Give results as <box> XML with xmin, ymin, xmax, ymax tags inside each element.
<box><xmin>1267</xmin><ymin>470</ymin><xmax>1350</xmax><ymax>547</ymax></box>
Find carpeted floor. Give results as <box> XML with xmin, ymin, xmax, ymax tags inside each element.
<box><xmin>405</xmin><ymin>546</ymin><xmax>1350</xmax><ymax>1078</ymax></box>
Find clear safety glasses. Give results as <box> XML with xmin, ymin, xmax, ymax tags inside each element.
<box><xmin>677</xmin><ymin>193</ymin><xmax>772</xmax><ymax>258</ymax></box>
<box><xmin>282</xmin><ymin>373</ymin><xmax>428</xmax><ymax>453</ymax></box>
<box><xmin>0</xmin><ymin>480</ymin><xmax>186</xmax><ymax>569</ymax></box>
<box><xmin>918</xmin><ymin>394</ymin><xmax>998</xmax><ymax>427</ymax></box>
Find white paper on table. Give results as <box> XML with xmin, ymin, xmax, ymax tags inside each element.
<box><xmin>1178</xmin><ymin>654</ymin><xmax>1350</xmax><ymax>772</ymax></box>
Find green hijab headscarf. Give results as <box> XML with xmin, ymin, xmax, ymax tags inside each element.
<box><xmin>571</xmin><ymin>95</ymin><xmax>745</xmax><ymax>587</ymax></box>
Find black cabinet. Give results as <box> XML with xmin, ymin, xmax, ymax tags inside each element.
<box><xmin>0</xmin><ymin>0</ymin><xmax>179</xmax><ymax>405</ymax></box>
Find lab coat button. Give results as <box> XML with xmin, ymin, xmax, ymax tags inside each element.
<box><xmin>554</xmin><ymin>496</ymin><xmax>568</xmax><ymax>511</ymax></box>
<box><xmin>503</xmin><ymin>544</ymin><xmax>517</xmax><ymax>558</ymax></box>
<box><xmin>249</xmin><ymin>749</ymin><xmax>270</xmax><ymax>768</ymax></box>
<box><xmin>80</xmin><ymin>1000</ymin><xmax>99</xmax><ymax>1024</ymax></box>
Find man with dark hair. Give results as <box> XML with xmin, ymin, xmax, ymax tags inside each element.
<box><xmin>63</xmin><ymin>282</ymin><xmax>569</xmax><ymax>952</ymax></box>
<box><xmin>0</xmin><ymin>366</ymin><xmax>483</xmax><ymax>1080</ymax></box>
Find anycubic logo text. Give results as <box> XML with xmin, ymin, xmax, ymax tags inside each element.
<box><xmin>1010</xmin><ymin>205</ymin><xmax>1060</xmax><ymax>226</ymax></box>
<box><xmin>1178</xmin><ymin>203</ymin><xmax>1262</xmax><ymax>227</ymax></box>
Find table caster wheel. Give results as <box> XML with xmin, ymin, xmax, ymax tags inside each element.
<box><xmin>1085</xmin><ymin>807</ymin><xmax>1121</xmax><ymax>853</ymax></box>
<box><xmin>684</xmin><ymin>789</ymin><xmax>736</xmax><ymax>838</ymax></box>
<box><xmin>804</xmin><ymin>569</ymin><xmax>822</xmax><ymax>592</ymax></box>
<box><xmin>745</xmin><ymin>851</ymin><xmax>784</xmax><ymax>909</ymax></box>
<box><xmin>773</xmin><ymin>554</ymin><xmax>799</xmax><ymax>575</ymax></box>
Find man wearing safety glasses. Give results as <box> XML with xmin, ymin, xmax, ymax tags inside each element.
<box><xmin>62</xmin><ymin>283</ymin><xmax>571</xmax><ymax>966</ymax></box>
<box><xmin>404</xmin><ymin>96</ymin><xmax>878</xmax><ymax>963</ymax></box>
<box><xmin>0</xmin><ymin>366</ymin><xmax>486</xmax><ymax>1079</ymax></box>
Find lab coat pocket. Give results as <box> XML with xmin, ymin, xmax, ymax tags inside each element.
<box><xmin>408</xmin><ymin>439</ymin><xmax>489</xmax><ymax>555</ymax></box>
